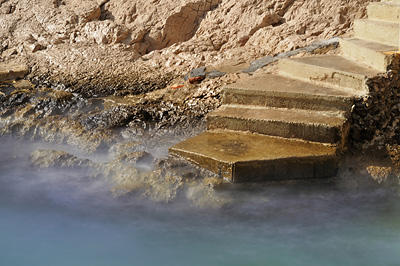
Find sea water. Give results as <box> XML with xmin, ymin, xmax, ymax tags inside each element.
<box><xmin>1</xmin><ymin>138</ymin><xmax>400</xmax><ymax>266</ymax></box>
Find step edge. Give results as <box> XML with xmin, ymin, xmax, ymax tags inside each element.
<box><xmin>206</xmin><ymin>129</ymin><xmax>339</xmax><ymax>148</ymax></box>
<box><xmin>355</xmin><ymin>18</ymin><xmax>400</xmax><ymax>27</ymax></box>
<box><xmin>338</xmin><ymin>38</ymin><xmax>395</xmax><ymax>72</ymax></box>
<box><xmin>209</xmin><ymin>104</ymin><xmax>348</xmax><ymax>118</ymax></box>
<box><xmin>169</xmin><ymin>133</ymin><xmax>338</xmax><ymax>162</ymax></box>
<box><xmin>339</xmin><ymin>37</ymin><xmax>399</xmax><ymax>53</ymax></box>
<box><xmin>207</xmin><ymin>110</ymin><xmax>347</xmax><ymax>128</ymax></box>
<box><xmin>279</xmin><ymin>56</ymin><xmax>376</xmax><ymax>80</ymax></box>
<box><xmin>223</xmin><ymin>85</ymin><xmax>356</xmax><ymax>99</ymax></box>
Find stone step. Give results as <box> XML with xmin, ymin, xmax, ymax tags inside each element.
<box><xmin>383</xmin><ymin>0</ymin><xmax>400</xmax><ymax>4</ymax></box>
<box><xmin>169</xmin><ymin>131</ymin><xmax>338</xmax><ymax>183</ymax></box>
<box><xmin>222</xmin><ymin>74</ymin><xmax>354</xmax><ymax>112</ymax></box>
<box><xmin>339</xmin><ymin>37</ymin><xmax>399</xmax><ymax>72</ymax></box>
<box><xmin>354</xmin><ymin>19</ymin><xmax>399</xmax><ymax>47</ymax></box>
<box><xmin>367</xmin><ymin>2</ymin><xmax>400</xmax><ymax>23</ymax></box>
<box><xmin>0</xmin><ymin>64</ymin><xmax>28</xmax><ymax>82</ymax></box>
<box><xmin>279</xmin><ymin>54</ymin><xmax>380</xmax><ymax>91</ymax></box>
<box><xmin>207</xmin><ymin>105</ymin><xmax>349</xmax><ymax>146</ymax></box>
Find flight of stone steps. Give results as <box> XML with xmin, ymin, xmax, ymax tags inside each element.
<box><xmin>169</xmin><ymin>0</ymin><xmax>400</xmax><ymax>183</ymax></box>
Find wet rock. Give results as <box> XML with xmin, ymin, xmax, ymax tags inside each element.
<box><xmin>349</xmin><ymin>68</ymin><xmax>400</xmax><ymax>148</ymax></box>
<box><xmin>30</xmin><ymin>89</ymin><xmax>77</xmax><ymax>117</ymax></box>
<box><xmin>98</xmin><ymin>157</ymin><xmax>170</xmax><ymax>199</ymax></box>
<box><xmin>119</xmin><ymin>151</ymin><xmax>155</xmax><ymax>166</ymax></box>
<box><xmin>30</xmin><ymin>149</ymin><xmax>95</xmax><ymax>169</ymax></box>
<box><xmin>82</xmin><ymin>105</ymin><xmax>135</xmax><ymax>129</ymax></box>
<box><xmin>1</xmin><ymin>88</ymin><xmax>34</xmax><ymax>113</ymax></box>
<box><xmin>0</xmin><ymin>72</ymin><xmax>212</xmax><ymax>154</ymax></box>
<box><xmin>366</xmin><ymin>166</ymin><xmax>393</xmax><ymax>183</ymax></box>
<box><xmin>13</xmin><ymin>80</ymin><xmax>34</xmax><ymax>90</ymax></box>
<box><xmin>0</xmin><ymin>83</ymin><xmax>17</xmax><ymax>97</ymax></box>
<box><xmin>109</xmin><ymin>141</ymin><xmax>139</xmax><ymax>156</ymax></box>
<box><xmin>186</xmin><ymin>177</ymin><xmax>230</xmax><ymax>208</ymax></box>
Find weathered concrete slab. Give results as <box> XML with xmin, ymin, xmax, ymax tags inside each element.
<box><xmin>169</xmin><ymin>131</ymin><xmax>338</xmax><ymax>183</ymax></box>
<box><xmin>0</xmin><ymin>64</ymin><xmax>28</xmax><ymax>82</ymax></box>
<box><xmin>207</xmin><ymin>105</ymin><xmax>348</xmax><ymax>145</ymax></box>
<box><xmin>340</xmin><ymin>38</ymin><xmax>399</xmax><ymax>72</ymax></box>
<box><xmin>354</xmin><ymin>19</ymin><xmax>399</xmax><ymax>47</ymax></box>
<box><xmin>367</xmin><ymin>2</ymin><xmax>400</xmax><ymax>23</ymax></box>
<box><xmin>279</xmin><ymin>55</ymin><xmax>380</xmax><ymax>91</ymax></box>
<box><xmin>223</xmin><ymin>74</ymin><xmax>354</xmax><ymax>111</ymax></box>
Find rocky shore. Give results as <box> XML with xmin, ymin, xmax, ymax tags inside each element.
<box><xmin>2</xmin><ymin>0</ymin><xmax>400</xmax><ymax>204</ymax></box>
<box><xmin>2</xmin><ymin>0</ymin><xmax>369</xmax><ymax>89</ymax></box>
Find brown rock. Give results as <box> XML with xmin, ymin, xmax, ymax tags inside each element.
<box><xmin>0</xmin><ymin>64</ymin><xmax>28</xmax><ymax>81</ymax></box>
<box><xmin>0</xmin><ymin>0</ymin><xmax>370</xmax><ymax>89</ymax></box>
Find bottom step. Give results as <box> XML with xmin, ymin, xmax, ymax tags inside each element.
<box><xmin>169</xmin><ymin>131</ymin><xmax>338</xmax><ymax>183</ymax></box>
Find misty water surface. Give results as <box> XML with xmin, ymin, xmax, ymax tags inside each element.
<box><xmin>0</xmin><ymin>137</ymin><xmax>400</xmax><ymax>266</ymax></box>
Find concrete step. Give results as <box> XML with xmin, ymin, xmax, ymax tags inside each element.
<box><xmin>279</xmin><ymin>54</ymin><xmax>380</xmax><ymax>91</ymax></box>
<box><xmin>354</xmin><ymin>19</ymin><xmax>399</xmax><ymax>47</ymax></box>
<box><xmin>0</xmin><ymin>64</ymin><xmax>28</xmax><ymax>82</ymax></box>
<box><xmin>207</xmin><ymin>105</ymin><xmax>349</xmax><ymax>146</ymax></box>
<box><xmin>367</xmin><ymin>2</ymin><xmax>400</xmax><ymax>23</ymax></box>
<box><xmin>223</xmin><ymin>74</ymin><xmax>354</xmax><ymax>112</ymax></box>
<box><xmin>169</xmin><ymin>131</ymin><xmax>338</xmax><ymax>182</ymax></box>
<box><xmin>340</xmin><ymin>38</ymin><xmax>399</xmax><ymax>72</ymax></box>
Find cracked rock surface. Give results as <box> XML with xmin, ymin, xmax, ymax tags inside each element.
<box><xmin>0</xmin><ymin>0</ymin><xmax>369</xmax><ymax>91</ymax></box>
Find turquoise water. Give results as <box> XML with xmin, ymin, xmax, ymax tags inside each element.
<box><xmin>1</xmin><ymin>140</ymin><xmax>400</xmax><ymax>266</ymax></box>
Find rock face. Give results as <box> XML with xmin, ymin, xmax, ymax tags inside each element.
<box><xmin>0</xmin><ymin>0</ymin><xmax>369</xmax><ymax>90</ymax></box>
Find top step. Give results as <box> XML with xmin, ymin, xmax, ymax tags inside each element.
<box><xmin>367</xmin><ymin>2</ymin><xmax>400</xmax><ymax>23</ymax></box>
<box><xmin>339</xmin><ymin>37</ymin><xmax>399</xmax><ymax>72</ymax></box>
<box><xmin>354</xmin><ymin>19</ymin><xmax>399</xmax><ymax>47</ymax></box>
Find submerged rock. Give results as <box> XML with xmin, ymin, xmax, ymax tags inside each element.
<box><xmin>118</xmin><ymin>151</ymin><xmax>155</xmax><ymax>166</ymax></box>
<box><xmin>30</xmin><ymin>149</ymin><xmax>95</xmax><ymax>169</ymax></box>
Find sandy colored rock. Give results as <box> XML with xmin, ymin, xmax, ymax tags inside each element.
<box><xmin>0</xmin><ymin>0</ymin><xmax>370</xmax><ymax>89</ymax></box>
<box><xmin>0</xmin><ymin>63</ymin><xmax>28</xmax><ymax>81</ymax></box>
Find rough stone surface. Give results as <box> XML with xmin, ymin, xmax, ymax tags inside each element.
<box><xmin>0</xmin><ymin>0</ymin><xmax>370</xmax><ymax>91</ymax></box>
<box><xmin>0</xmin><ymin>64</ymin><xmax>28</xmax><ymax>81</ymax></box>
<box><xmin>350</xmin><ymin>67</ymin><xmax>400</xmax><ymax>148</ymax></box>
<box><xmin>30</xmin><ymin>149</ymin><xmax>95</xmax><ymax>168</ymax></box>
<box><xmin>2</xmin><ymin>0</ymin><xmax>400</xmax><ymax>191</ymax></box>
<box><xmin>184</xmin><ymin>67</ymin><xmax>207</xmax><ymax>81</ymax></box>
